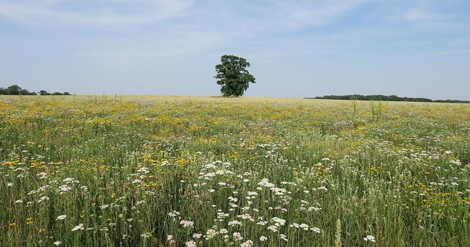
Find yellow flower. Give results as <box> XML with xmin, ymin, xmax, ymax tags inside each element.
<box><xmin>26</xmin><ymin>217</ymin><xmax>33</xmax><ymax>225</ymax></box>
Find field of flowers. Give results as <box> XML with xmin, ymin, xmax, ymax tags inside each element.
<box><xmin>0</xmin><ymin>95</ymin><xmax>469</xmax><ymax>246</ymax></box>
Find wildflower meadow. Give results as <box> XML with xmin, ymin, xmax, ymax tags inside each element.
<box><xmin>0</xmin><ymin>95</ymin><xmax>469</xmax><ymax>246</ymax></box>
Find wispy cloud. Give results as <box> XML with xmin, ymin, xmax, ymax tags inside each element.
<box><xmin>416</xmin><ymin>49</ymin><xmax>470</xmax><ymax>56</ymax></box>
<box><xmin>272</xmin><ymin>0</ymin><xmax>371</xmax><ymax>29</ymax></box>
<box><xmin>397</xmin><ymin>8</ymin><xmax>441</xmax><ymax>22</ymax></box>
<box><xmin>0</xmin><ymin>0</ymin><xmax>195</xmax><ymax>29</ymax></box>
<box><xmin>381</xmin><ymin>0</ymin><xmax>447</xmax><ymax>23</ymax></box>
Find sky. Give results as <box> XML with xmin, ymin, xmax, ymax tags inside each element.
<box><xmin>1</xmin><ymin>0</ymin><xmax>470</xmax><ymax>100</ymax></box>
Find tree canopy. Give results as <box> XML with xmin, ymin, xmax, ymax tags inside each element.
<box><xmin>311</xmin><ymin>94</ymin><xmax>470</xmax><ymax>103</ymax></box>
<box><xmin>0</xmin><ymin>85</ymin><xmax>36</xmax><ymax>95</ymax></box>
<box><xmin>215</xmin><ymin>55</ymin><xmax>256</xmax><ymax>97</ymax></box>
<box><xmin>0</xmin><ymin>84</ymin><xmax>71</xmax><ymax>95</ymax></box>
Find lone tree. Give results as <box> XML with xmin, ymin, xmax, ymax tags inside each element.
<box><xmin>7</xmin><ymin>85</ymin><xmax>22</xmax><ymax>95</ymax></box>
<box><xmin>215</xmin><ymin>55</ymin><xmax>256</xmax><ymax>97</ymax></box>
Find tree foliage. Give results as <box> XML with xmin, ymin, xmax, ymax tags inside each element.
<box><xmin>312</xmin><ymin>94</ymin><xmax>470</xmax><ymax>103</ymax></box>
<box><xmin>0</xmin><ymin>85</ymin><xmax>36</xmax><ymax>95</ymax></box>
<box><xmin>0</xmin><ymin>84</ymin><xmax>70</xmax><ymax>95</ymax></box>
<box><xmin>215</xmin><ymin>55</ymin><xmax>256</xmax><ymax>97</ymax></box>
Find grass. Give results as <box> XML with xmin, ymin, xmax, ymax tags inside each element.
<box><xmin>0</xmin><ymin>95</ymin><xmax>469</xmax><ymax>246</ymax></box>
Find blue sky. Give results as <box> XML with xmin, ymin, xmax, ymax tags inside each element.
<box><xmin>1</xmin><ymin>0</ymin><xmax>469</xmax><ymax>100</ymax></box>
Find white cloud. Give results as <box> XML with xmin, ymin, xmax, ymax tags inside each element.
<box><xmin>399</xmin><ymin>8</ymin><xmax>440</xmax><ymax>21</ymax></box>
<box><xmin>273</xmin><ymin>0</ymin><xmax>371</xmax><ymax>29</ymax></box>
<box><xmin>0</xmin><ymin>0</ymin><xmax>195</xmax><ymax>29</ymax></box>
<box><xmin>379</xmin><ymin>0</ymin><xmax>447</xmax><ymax>23</ymax></box>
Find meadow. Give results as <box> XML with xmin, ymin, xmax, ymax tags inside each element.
<box><xmin>0</xmin><ymin>95</ymin><xmax>469</xmax><ymax>246</ymax></box>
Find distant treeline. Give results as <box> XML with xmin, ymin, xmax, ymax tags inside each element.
<box><xmin>0</xmin><ymin>84</ymin><xmax>71</xmax><ymax>96</ymax></box>
<box><xmin>311</xmin><ymin>94</ymin><xmax>470</xmax><ymax>103</ymax></box>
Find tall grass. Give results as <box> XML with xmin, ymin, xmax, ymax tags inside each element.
<box><xmin>0</xmin><ymin>96</ymin><xmax>469</xmax><ymax>246</ymax></box>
